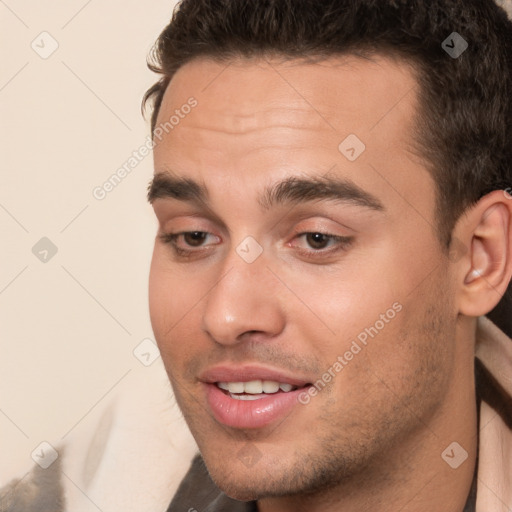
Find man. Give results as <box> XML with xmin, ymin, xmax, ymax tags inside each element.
<box><xmin>2</xmin><ymin>1</ymin><xmax>511</xmax><ymax>511</ymax></box>
<box><xmin>144</xmin><ymin>0</ymin><xmax>512</xmax><ymax>511</ymax></box>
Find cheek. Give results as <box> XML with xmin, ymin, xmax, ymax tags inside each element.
<box><xmin>148</xmin><ymin>250</ymin><xmax>173</xmax><ymax>335</ymax></box>
<box><xmin>303</xmin><ymin>238</ymin><xmax>440</xmax><ymax>349</ymax></box>
<box><xmin>148</xmin><ymin>249</ymin><xmax>202</xmax><ymax>354</ymax></box>
<box><xmin>282</xmin><ymin>246</ymin><xmax>450</xmax><ymax>397</ymax></box>
<box><xmin>281</xmin><ymin>260</ymin><xmax>399</xmax><ymax>359</ymax></box>
<box><xmin>344</xmin><ymin>277</ymin><xmax>455</xmax><ymax>414</ymax></box>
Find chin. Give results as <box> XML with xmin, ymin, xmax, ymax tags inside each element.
<box><xmin>203</xmin><ymin>452</ymin><xmax>334</xmax><ymax>502</ymax></box>
<box><xmin>207</xmin><ymin>469</ymin><xmax>265</xmax><ymax>501</ymax></box>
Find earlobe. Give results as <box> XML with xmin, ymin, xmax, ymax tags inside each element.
<box><xmin>458</xmin><ymin>192</ymin><xmax>512</xmax><ymax>317</ymax></box>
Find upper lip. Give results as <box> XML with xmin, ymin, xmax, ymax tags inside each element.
<box><xmin>199</xmin><ymin>364</ymin><xmax>312</xmax><ymax>387</ymax></box>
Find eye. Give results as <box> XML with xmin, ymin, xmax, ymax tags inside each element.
<box><xmin>303</xmin><ymin>233</ymin><xmax>335</xmax><ymax>250</ymax></box>
<box><xmin>181</xmin><ymin>231</ymin><xmax>209</xmax><ymax>247</ymax></box>
<box><xmin>291</xmin><ymin>232</ymin><xmax>353</xmax><ymax>257</ymax></box>
<box><xmin>158</xmin><ymin>231</ymin><xmax>220</xmax><ymax>257</ymax></box>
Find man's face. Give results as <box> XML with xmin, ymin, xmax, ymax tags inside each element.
<box><xmin>148</xmin><ymin>56</ymin><xmax>458</xmax><ymax>500</ymax></box>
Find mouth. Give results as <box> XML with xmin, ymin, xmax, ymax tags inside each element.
<box><xmin>201</xmin><ymin>369</ymin><xmax>314</xmax><ymax>429</ymax></box>
<box><xmin>216</xmin><ymin>379</ymin><xmax>304</xmax><ymax>400</ymax></box>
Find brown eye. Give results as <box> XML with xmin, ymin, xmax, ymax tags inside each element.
<box><xmin>290</xmin><ymin>232</ymin><xmax>354</xmax><ymax>259</ymax></box>
<box><xmin>183</xmin><ymin>231</ymin><xmax>208</xmax><ymax>247</ymax></box>
<box><xmin>305</xmin><ymin>233</ymin><xmax>331</xmax><ymax>249</ymax></box>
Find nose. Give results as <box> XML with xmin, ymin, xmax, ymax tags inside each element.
<box><xmin>201</xmin><ymin>250</ymin><xmax>286</xmax><ymax>346</ymax></box>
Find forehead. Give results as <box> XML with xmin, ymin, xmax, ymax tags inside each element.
<box><xmin>157</xmin><ymin>53</ymin><xmax>420</xmax><ymax>132</ymax></box>
<box><xmin>153</xmin><ymin>55</ymin><xmax>434</xmax><ymax>222</ymax></box>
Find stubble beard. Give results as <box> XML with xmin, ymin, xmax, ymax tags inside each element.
<box><xmin>171</xmin><ymin>287</ymin><xmax>455</xmax><ymax>504</ymax></box>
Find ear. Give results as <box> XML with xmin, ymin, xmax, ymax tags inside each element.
<box><xmin>453</xmin><ymin>189</ymin><xmax>512</xmax><ymax>317</ymax></box>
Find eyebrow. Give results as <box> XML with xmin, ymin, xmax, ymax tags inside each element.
<box><xmin>147</xmin><ymin>172</ymin><xmax>208</xmax><ymax>204</ymax></box>
<box><xmin>147</xmin><ymin>171</ymin><xmax>384</xmax><ymax>212</ymax></box>
<box><xmin>259</xmin><ymin>175</ymin><xmax>384</xmax><ymax>211</ymax></box>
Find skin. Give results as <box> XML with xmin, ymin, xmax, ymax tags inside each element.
<box><xmin>148</xmin><ymin>55</ymin><xmax>512</xmax><ymax>511</ymax></box>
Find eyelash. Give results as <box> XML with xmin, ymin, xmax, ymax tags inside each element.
<box><xmin>292</xmin><ymin>232</ymin><xmax>353</xmax><ymax>257</ymax></box>
<box><xmin>158</xmin><ymin>232</ymin><xmax>215</xmax><ymax>258</ymax></box>
<box><xmin>158</xmin><ymin>231</ymin><xmax>353</xmax><ymax>259</ymax></box>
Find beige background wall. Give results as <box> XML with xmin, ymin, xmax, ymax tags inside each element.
<box><xmin>1</xmin><ymin>0</ymin><xmax>181</xmax><ymax>478</ymax></box>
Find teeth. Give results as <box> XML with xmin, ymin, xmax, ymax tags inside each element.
<box><xmin>227</xmin><ymin>382</ymin><xmax>244</xmax><ymax>393</ymax></box>
<box><xmin>244</xmin><ymin>380</ymin><xmax>263</xmax><ymax>394</ymax></box>
<box><xmin>216</xmin><ymin>380</ymin><xmax>298</xmax><ymax>394</ymax></box>
<box><xmin>262</xmin><ymin>381</ymin><xmax>280</xmax><ymax>393</ymax></box>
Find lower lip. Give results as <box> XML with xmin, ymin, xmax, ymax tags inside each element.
<box><xmin>204</xmin><ymin>383</ymin><xmax>308</xmax><ymax>429</ymax></box>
